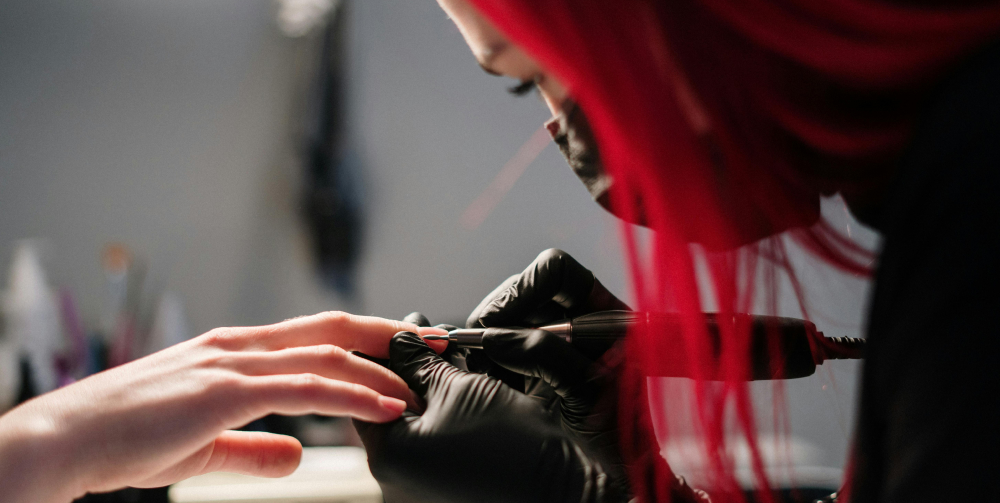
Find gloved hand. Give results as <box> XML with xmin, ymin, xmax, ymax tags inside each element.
<box><xmin>401</xmin><ymin>311</ymin><xmax>468</xmax><ymax>372</ymax></box>
<box><xmin>466</xmin><ymin>249</ymin><xmax>629</xmax><ymax>462</ymax></box>
<box><xmin>401</xmin><ymin>308</ymin><xmax>621</xmax><ymax>475</ymax></box>
<box><xmin>457</xmin><ymin>249</ymin><xmax>710</xmax><ymax>503</ymax></box>
<box><xmin>354</xmin><ymin>331</ymin><xmax>628</xmax><ymax>503</ymax></box>
<box><xmin>467</xmin><ymin>248</ymin><xmax>630</xmax><ymax>332</ymax></box>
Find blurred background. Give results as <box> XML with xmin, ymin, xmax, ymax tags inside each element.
<box><xmin>0</xmin><ymin>0</ymin><xmax>876</xmax><ymax>501</ymax></box>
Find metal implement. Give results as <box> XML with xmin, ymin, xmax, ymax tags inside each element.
<box><xmin>421</xmin><ymin>310</ymin><xmax>866</xmax><ymax>380</ymax></box>
<box><xmin>422</xmin><ymin>310</ymin><xmax>641</xmax><ymax>349</ymax></box>
<box><xmin>424</xmin><ymin>323</ymin><xmax>571</xmax><ymax>350</ymax></box>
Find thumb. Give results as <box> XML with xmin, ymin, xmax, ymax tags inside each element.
<box><xmin>389</xmin><ymin>331</ymin><xmax>464</xmax><ymax>398</ymax></box>
<box><xmin>482</xmin><ymin>328</ymin><xmax>594</xmax><ymax>399</ymax></box>
<box><xmin>136</xmin><ymin>431</ymin><xmax>302</xmax><ymax>487</ymax></box>
<box><xmin>203</xmin><ymin>431</ymin><xmax>303</xmax><ymax>477</ymax></box>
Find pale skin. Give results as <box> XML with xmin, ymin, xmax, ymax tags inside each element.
<box><xmin>436</xmin><ymin>0</ymin><xmax>568</xmax><ymax>115</ymax></box>
<box><xmin>0</xmin><ymin>3</ymin><xmax>561</xmax><ymax>501</ymax></box>
<box><xmin>0</xmin><ymin>311</ymin><xmax>446</xmax><ymax>502</ymax></box>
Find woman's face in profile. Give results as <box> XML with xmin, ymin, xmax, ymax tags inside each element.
<box><xmin>435</xmin><ymin>0</ymin><xmax>822</xmax><ymax>247</ymax></box>
<box><xmin>437</xmin><ymin>0</ymin><xmax>568</xmax><ymax>116</ymax></box>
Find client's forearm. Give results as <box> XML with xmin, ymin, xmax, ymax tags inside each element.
<box><xmin>0</xmin><ymin>402</ymin><xmax>84</xmax><ymax>503</ymax></box>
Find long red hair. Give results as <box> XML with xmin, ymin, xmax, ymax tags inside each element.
<box><xmin>467</xmin><ymin>0</ymin><xmax>1000</xmax><ymax>501</ymax></box>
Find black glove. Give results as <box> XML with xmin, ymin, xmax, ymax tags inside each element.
<box><xmin>354</xmin><ymin>331</ymin><xmax>628</xmax><ymax>503</ymax></box>
<box><xmin>458</xmin><ymin>250</ymin><xmax>710</xmax><ymax>503</ymax></box>
<box><xmin>467</xmin><ymin>248</ymin><xmax>629</xmax><ymax>332</ymax></box>
<box><xmin>466</xmin><ymin>250</ymin><xmax>629</xmax><ymax>456</ymax></box>
<box><xmin>465</xmin><ymin>248</ymin><xmax>629</xmax><ymax>390</ymax></box>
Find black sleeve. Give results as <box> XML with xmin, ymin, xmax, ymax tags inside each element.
<box><xmin>850</xmin><ymin>39</ymin><xmax>1000</xmax><ymax>503</ymax></box>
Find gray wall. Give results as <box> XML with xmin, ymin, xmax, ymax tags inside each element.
<box><xmin>0</xmin><ymin>0</ymin><xmax>875</xmax><ymax>470</ymax></box>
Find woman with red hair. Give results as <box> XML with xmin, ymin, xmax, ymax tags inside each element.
<box><xmin>354</xmin><ymin>1</ymin><xmax>1000</xmax><ymax>502</ymax></box>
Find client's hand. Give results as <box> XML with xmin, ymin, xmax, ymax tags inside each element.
<box><xmin>354</xmin><ymin>332</ymin><xmax>627</xmax><ymax>503</ymax></box>
<box><xmin>0</xmin><ymin>311</ymin><xmax>446</xmax><ymax>503</ymax></box>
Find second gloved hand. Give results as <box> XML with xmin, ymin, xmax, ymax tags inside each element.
<box><xmin>467</xmin><ymin>248</ymin><xmax>629</xmax><ymax>335</ymax></box>
<box><xmin>468</xmin><ymin>249</ymin><xmax>629</xmax><ymax>468</ymax></box>
<box><xmin>354</xmin><ymin>331</ymin><xmax>627</xmax><ymax>503</ymax></box>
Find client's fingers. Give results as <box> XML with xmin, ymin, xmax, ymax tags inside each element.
<box><xmin>421</xmin><ymin>333</ymin><xmax>450</xmax><ymax>354</ymax></box>
<box><xmin>401</xmin><ymin>312</ymin><xmax>450</xmax><ymax>354</ymax></box>
<box><xmin>242</xmin><ymin>374</ymin><xmax>407</xmax><ymax>423</ymax></box>
<box><xmin>236</xmin><ymin>345</ymin><xmax>418</xmax><ymax>410</ymax></box>
<box><xmin>256</xmin><ymin>312</ymin><xmax>447</xmax><ymax>357</ymax></box>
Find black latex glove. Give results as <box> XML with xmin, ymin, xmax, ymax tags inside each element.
<box><xmin>467</xmin><ymin>248</ymin><xmax>630</xmax><ymax>332</ymax></box>
<box><xmin>465</xmin><ymin>248</ymin><xmax>628</xmax><ymax>388</ymax></box>
<box><xmin>354</xmin><ymin>332</ymin><xmax>628</xmax><ymax>503</ymax></box>
<box><xmin>466</xmin><ymin>249</ymin><xmax>629</xmax><ymax>453</ymax></box>
<box><xmin>401</xmin><ymin>312</ymin><xmax>456</xmax><ymax>333</ymax></box>
<box><xmin>458</xmin><ymin>250</ymin><xmax>709</xmax><ymax>503</ymax></box>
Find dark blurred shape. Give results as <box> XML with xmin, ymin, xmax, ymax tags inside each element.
<box><xmin>15</xmin><ymin>357</ymin><xmax>36</xmax><ymax>404</ymax></box>
<box><xmin>239</xmin><ymin>413</ymin><xmax>299</xmax><ymax>439</ymax></box>
<box><xmin>73</xmin><ymin>487</ymin><xmax>168</xmax><ymax>503</ymax></box>
<box><xmin>301</xmin><ymin>0</ymin><xmax>364</xmax><ymax>295</ymax></box>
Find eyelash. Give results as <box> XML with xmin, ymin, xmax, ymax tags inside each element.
<box><xmin>507</xmin><ymin>78</ymin><xmax>538</xmax><ymax>97</ymax></box>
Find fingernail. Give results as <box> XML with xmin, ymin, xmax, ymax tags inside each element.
<box><xmin>423</xmin><ymin>339</ymin><xmax>450</xmax><ymax>354</ymax></box>
<box><xmin>378</xmin><ymin>395</ymin><xmax>407</xmax><ymax>415</ymax></box>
